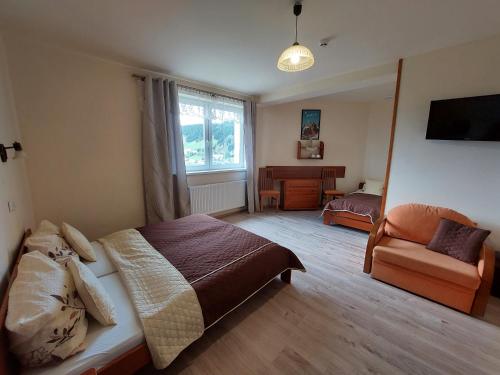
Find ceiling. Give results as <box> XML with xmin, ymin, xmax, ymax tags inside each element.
<box><xmin>1</xmin><ymin>0</ymin><xmax>500</xmax><ymax>97</ymax></box>
<box><xmin>322</xmin><ymin>82</ymin><xmax>396</xmax><ymax>103</ymax></box>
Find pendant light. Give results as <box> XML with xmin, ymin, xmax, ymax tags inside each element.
<box><xmin>277</xmin><ymin>2</ymin><xmax>315</xmax><ymax>72</ymax></box>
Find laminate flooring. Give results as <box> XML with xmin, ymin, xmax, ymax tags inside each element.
<box><xmin>139</xmin><ymin>210</ymin><xmax>500</xmax><ymax>375</ymax></box>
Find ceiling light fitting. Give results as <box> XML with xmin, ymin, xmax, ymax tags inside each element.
<box><xmin>277</xmin><ymin>2</ymin><xmax>315</xmax><ymax>72</ymax></box>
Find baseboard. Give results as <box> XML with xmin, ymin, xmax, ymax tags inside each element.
<box><xmin>210</xmin><ymin>206</ymin><xmax>247</xmax><ymax>218</ymax></box>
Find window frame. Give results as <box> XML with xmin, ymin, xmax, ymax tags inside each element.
<box><xmin>179</xmin><ymin>92</ymin><xmax>246</xmax><ymax>173</ymax></box>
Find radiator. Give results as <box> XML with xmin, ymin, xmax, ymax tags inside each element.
<box><xmin>189</xmin><ymin>180</ymin><xmax>247</xmax><ymax>214</ymax></box>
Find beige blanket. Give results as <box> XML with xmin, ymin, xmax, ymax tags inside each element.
<box><xmin>99</xmin><ymin>229</ymin><xmax>204</xmax><ymax>369</ymax></box>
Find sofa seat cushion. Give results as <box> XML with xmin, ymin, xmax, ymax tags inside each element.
<box><xmin>373</xmin><ymin>236</ymin><xmax>481</xmax><ymax>290</ymax></box>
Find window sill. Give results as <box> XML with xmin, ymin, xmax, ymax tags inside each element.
<box><xmin>186</xmin><ymin>168</ymin><xmax>247</xmax><ymax>176</ymax></box>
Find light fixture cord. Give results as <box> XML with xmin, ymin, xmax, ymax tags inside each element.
<box><xmin>295</xmin><ymin>15</ymin><xmax>298</xmax><ymax>44</ymax></box>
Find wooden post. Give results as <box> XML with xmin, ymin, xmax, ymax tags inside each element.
<box><xmin>380</xmin><ymin>58</ymin><xmax>403</xmax><ymax>217</ymax></box>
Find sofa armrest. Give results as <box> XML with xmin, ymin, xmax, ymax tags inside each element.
<box><xmin>363</xmin><ymin>217</ymin><xmax>386</xmax><ymax>274</ymax></box>
<box><xmin>471</xmin><ymin>245</ymin><xmax>495</xmax><ymax>317</ymax></box>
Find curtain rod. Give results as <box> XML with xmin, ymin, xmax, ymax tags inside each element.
<box><xmin>131</xmin><ymin>74</ymin><xmax>247</xmax><ymax>102</ymax></box>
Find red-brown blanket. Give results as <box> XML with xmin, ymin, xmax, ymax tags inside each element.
<box><xmin>138</xmin><ymin>214</ymin><xmax>305</xmax><ymax>328</ymax></box>
<box><xmin>322</xmin><ymin>193</ymin><xmax>382</xmax><ymax>223</ymax></box>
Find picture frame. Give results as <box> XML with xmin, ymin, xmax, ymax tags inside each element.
<box><xmin>301</xmin><ymin>109</ymin><xmax>321</xmax><ymax>140</ymax></box>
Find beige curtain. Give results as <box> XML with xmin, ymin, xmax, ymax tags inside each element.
<box><xmin>142</xmin><ymin>76</ymin><xmax>190</xmax><ymax>224</ymax></box>
<box><xmin>244</xmin><ymin>100</ymin><xmax>257</xmax><ymax>213</ymax></box>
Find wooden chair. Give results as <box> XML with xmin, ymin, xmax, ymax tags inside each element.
<box><xmin>258</xmin><ymin>167</ymin><xmax>280</xmax><ymax>211</ymax></box>
<box><xmin>321</xmin><ymin>167</ymin><xmax>344</xmax><ymax>203</ymax></box>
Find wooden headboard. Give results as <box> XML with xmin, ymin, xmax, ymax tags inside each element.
<box><xmin>0</xmin><ymin>229</ymin><xmax>30</xmax><ymax>375</ymax></box>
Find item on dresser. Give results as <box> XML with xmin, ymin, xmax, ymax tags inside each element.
<box><xmin>5</xmin><ymin>251</ymin><xmax>88</xmax><ymax>367</ymax></box>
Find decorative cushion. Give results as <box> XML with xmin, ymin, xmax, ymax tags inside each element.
<box><xmin>363</xmin><ymin>179</ymin><xmax>384</xmax><ymax>195</ymax></box>
<box><xmin>62</xmin><ymin>223</ymin><xmax>96</xmax><ymax>262</ymax></box>
<box><xmin>25</xmin><ymin>221</ymin><xmax>78</xmax><ymax>266</ymax></box>
<box><xmin>6</xmin><ymin>251</ymin><xmax>88</xmax><ymax>367</ymax></box>
<box><xmin>427</xmin><ymin>218</ymin><xmax>490</xmax><ymax>264</ymax></box>
<box><xmin>68</xmin><ymin>258</ymin><xmax>117</xmax><ymax>326</ymax></box>
<box><xmin>385</xmin><ymin>204</ymin><xmax>476</xmax><ymax>245</ymax></box>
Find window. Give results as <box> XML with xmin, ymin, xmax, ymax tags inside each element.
<box><xmin>178</xmin><ymin>87</ymin><xmax>245</xmax><ymax>172</ymax></box>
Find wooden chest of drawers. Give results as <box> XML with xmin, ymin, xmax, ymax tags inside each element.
<box><xmin>281</xmin><ymin>179</ymin><xmax>321</xmax><ymax>210</ymax></box>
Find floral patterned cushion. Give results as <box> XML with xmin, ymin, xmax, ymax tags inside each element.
<box><xmin>25</xmin><ymin>220</ymin><xmax>78</xmax><ymax>266</ymax></box>
<box><xmin>6</xmin><ymin>251</ymin><xmax>88</xmax><ymax>367</ymax></box>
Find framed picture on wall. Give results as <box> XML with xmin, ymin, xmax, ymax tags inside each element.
<box><xmin>301</xmin><ymin>109</ymin><xmax>321</xmax><ymax>140</ymax></box>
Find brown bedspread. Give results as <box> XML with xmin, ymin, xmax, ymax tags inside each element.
<box><xmin>138</xmin><ymin>214</ymin><xmax>305</xmax><ymax>328</ymax></box>
<box><xmin>322</xmin><ymin>193</ymin><xmax>382</xmax><ymax>223</ymax></box>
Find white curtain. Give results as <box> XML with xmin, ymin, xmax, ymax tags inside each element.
<box><xmin>178</xmin><ymin>86</ymin><xmax>244</xmax><ymax>122</ymax></box>
<box><xmin>244</xmin><ymin>100</ymin><xmax>257</xmax><ymax>213</ymax></box>
<box><xmin>141</xmin><ymin>76</ymin><xmax>190</xmax><ymax>224</ymax></box>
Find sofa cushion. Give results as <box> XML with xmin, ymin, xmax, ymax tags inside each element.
<box><xmin>373</xmin><ymin>236</ymin><xmax>481</xmax><ymax>290</ymax></box>
<box><xmin>427</xmin><ymin>218</ymin><xmax>491</xmax><ymax>264</ymax></box>
<box><xmin>385</xmin><ymin>204</ymin><xmax>475</xmax><ymax>245</ymax></box>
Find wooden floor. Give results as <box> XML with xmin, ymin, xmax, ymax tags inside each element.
<box><xmin>139</xmin><ymin>210</ymin><xmax>500</xmax><ymax>375</ymax></box>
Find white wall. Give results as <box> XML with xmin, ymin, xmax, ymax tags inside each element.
<box><xmin>4</xmin><ymin>35</ymin><xmax>248</xmax><ymax>239</ymax></box>
<box><xmin>257</xmin><ymin>97</ymin><xmax>392</xmax><ymax>193</ymax></box>
<box><xmin>0</xmin><ymin>34</ymin><xmax>34</xmax><ymax>292</ymax></box>
<box><xmin>5</xmin><ymin>35</ymin><xmax>145</xmax><ymax>240</ymax></box>
<box><xmin>363</xmin><ymin>99</ymin><xmax>393</xmax><ymax>181</ymax></box>
<box><xmin>387</xmin><ymin>34</ymin><xmax>500</xmax><ymax>249</ymax></box>
<box><xmin>257</xmin><ymin>98</ymin><xmax>370</xmax><ymax>192</ymax></box>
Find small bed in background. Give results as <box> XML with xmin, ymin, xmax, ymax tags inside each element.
<box><xmin>322</xmin><ymin>180</ymin><xmax>383</xmax><ymax>232</ymax></box>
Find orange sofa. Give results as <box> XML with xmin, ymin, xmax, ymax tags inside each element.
<box><xmin>363</xmin><ymin>204</ymin><xmax>495</xmax><ymax>316</ymax></box>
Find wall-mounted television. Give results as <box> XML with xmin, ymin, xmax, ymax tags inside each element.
<box><xmin>426</xmin><ymin>94</ymin><xmax>500</xmax><ymax>141</ymax></box>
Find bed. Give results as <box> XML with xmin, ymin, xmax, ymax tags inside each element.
<box><xmin>322</xmin><ymin>192</ymin><xmax>382</xmax><ymax>232</ymax></box>
<box><xmin>1</xmin><ymin>214</ymin><xmax>305</xmax><ymax>375</ymax></box>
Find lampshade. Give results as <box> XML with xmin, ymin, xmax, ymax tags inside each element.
<box><xmin>277</xmin><ymin>43</ymin><xmax>315</xmax><ymax>72</ymax></box>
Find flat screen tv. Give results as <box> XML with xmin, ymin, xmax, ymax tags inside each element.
<box><xmin>426</xmin><ymin>93</ymin><xmax>500</xmax><ymax>141</ymax></box>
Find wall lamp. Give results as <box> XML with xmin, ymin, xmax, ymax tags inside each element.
<box><xmin>0</xmin><ymin>142</ymin><xmax>23</xmax><ymax>163</ymax></box>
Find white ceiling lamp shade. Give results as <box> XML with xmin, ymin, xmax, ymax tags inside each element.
<box><xmin>277</xmin><ymin>2</ymin><xmax>315</xmax><ymax>72</ymax></box>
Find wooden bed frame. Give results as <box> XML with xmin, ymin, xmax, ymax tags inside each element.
<box><xmin>0</xmin><ymin>231</ymin><xmax>293</xmax><ymax>375</ymax></box>
<box><xmin>322</xmin><ymin>183</ymin><xmax>377</xmax><ymax>232</ymax></box>
<box><xmin>323</xmin><ymin>210</ymin><xmax>374</xmax><ymax>232</ymax></box>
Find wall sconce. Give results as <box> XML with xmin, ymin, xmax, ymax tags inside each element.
<box><xmin>0</xmin><ymin>142</ymin><xmax>23</xmax><ymax>163</ymax></box>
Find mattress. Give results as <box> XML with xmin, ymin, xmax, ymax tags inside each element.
<box><xmin>23</xmin><ymin>273</ymin><xmax>144</xmax><ymax>375</ymax></box>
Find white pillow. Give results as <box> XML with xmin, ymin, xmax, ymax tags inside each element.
<box><xmin>62</xmin><ymin>223</ymin><xmax>96</xmax><ymax>262</ymax></box>
<box><xmin>6</xmin><ymin>251</ymin><xmax>88</xmax><ymax>367</ymax></box>
<box><xmin>363</xmin><ymin>179</ymin><xmax>384</xmax><ymax>196</ymax></box>
<box><xmin>25</xmin><ymin>221</ymin><xmax>78</xmax><ymax>266</ymax></box>
<box><xmin>68</xmin><ymin>258</ymin><xmax>117</xmax><ymax>326</ymax></box>
<box><xmin>84</xmin><ymin>241</ymin><xmax>117</xmax><ymax>277</ymax></box>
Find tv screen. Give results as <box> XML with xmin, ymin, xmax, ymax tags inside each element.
<box><xmin>426</xmin><ymin>94</ymin><xmax>500</xmax><ymax>141</ymax></box>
